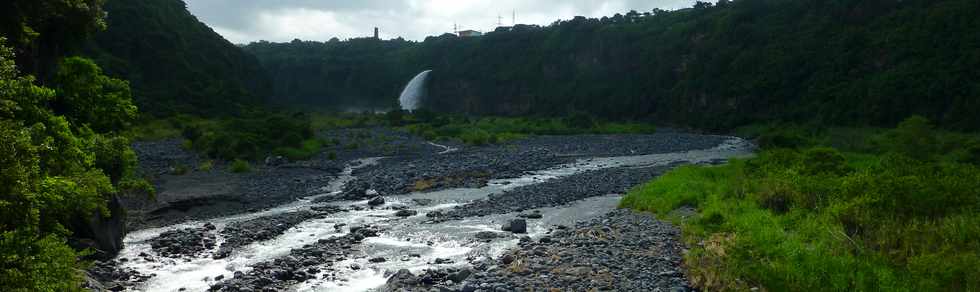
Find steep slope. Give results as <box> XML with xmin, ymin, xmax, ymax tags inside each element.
<box><xmin>84</xmin><ymin>0</ymin><xmax>272</xmax><ymax>116</ymax></box>
<box><xmin>243</xmin><ymin>38</ymin><xmax>416</xmax><ymax>109</ymax></box>
<box><xmin>245</xmin><ymin>0</ymin><xmax>980</xmax><ymax>130</ymax></box>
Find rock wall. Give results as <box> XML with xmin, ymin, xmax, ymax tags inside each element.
<box><xmin>71</xmin><ymin>195</ymin><xmax>127</xmax><ymax>259</ymax></box>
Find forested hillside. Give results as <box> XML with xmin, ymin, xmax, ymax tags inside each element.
<box><xmin>83</xmin><ymin>0</ymin><xmax>272</xmax><ymax>116</ymax></box>
<box><xmin>243</xmin><ymin>38</ymin><xmax>415</xmax><ymax>109</ymax></box>
<box><xmin>248</xmin><ymin>0</ymin><xmax>980</xmax><ymax>130</ymax></box>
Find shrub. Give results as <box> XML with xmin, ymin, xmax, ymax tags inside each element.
<box><xmin>180</xmin><ymin>139</ymin><xmax>193</xmax><ymax>151</ymax></box>
<box><xmin>275</xmin><ymin>139</ymin><xmax>325</xmax><ymax>161</ymax></box>
<box><xmin>756</xmin><ymin>129</ymin><xmax>810</xmax><ymax>149</ymax></box>
<box><xmin>171</xmin><ymin>164</ymin><xmax>190</xmax><ymax>175</ymax></box>
<box><xmin>882</xmin><ymin>116</ymin><xmax>937</xmax><ymax>160</ymax></box>
<box><xmin>460</xmin><ymin>129</ymin><xmax>492</xmax><ymax>145</ymax></box>
<box><xmin>564</xmin><ymin>112</ymin><xmax>596</xmax><ymax>129</ymax></box>
<box><xmin>229</xmin><ymin>159</ymin><xmax>251</xmax><ymax>173</ymax></box>
<box><xmin>197</xmin><ymin>160</ymin><xmax>214</xmax><ymax>172</ymax></box>
<box><xmin>963</xmin><ymin>142</ymin><xmax>980</xmax><ymax>166</ymax></box>
<box><xmin>800</xmin><ymin>147</ymin><xmax>849</xmax><ymax>176</ymax></box>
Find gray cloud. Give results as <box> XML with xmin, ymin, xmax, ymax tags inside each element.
<box><xmin>184</xmin><ymin>0</ymin><xmax>697</xmax><ymax>44</ymax></box>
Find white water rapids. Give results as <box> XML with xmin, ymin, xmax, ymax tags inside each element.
<box><xmin>115</xmin><ymin>137</ymin><xmax>754</xmax><ymax>292</ymax></box>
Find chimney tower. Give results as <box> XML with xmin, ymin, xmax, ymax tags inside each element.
<box><xmin>374</xmin><ymin>27</ymin><xmax>379</xmax><ymax>39</ymax></box>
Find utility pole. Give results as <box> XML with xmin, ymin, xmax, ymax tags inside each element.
<box><xmin>497</xmin><ymin>14</ymin><xmax>503</xmax><ymax>27</ymax></box>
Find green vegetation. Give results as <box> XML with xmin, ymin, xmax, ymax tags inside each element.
<box><xmin>621</xmin><ymin>117</ymin><xmax>980</xmax><ymax>291</ymax></box>
<box><xmin>244</xmin><ymin>38</ymin><xmax>414</xmax><ymax>109</ymax></box>
<box><xmin>309</xmin><ymin>111</ymin><xmax>386</xmax><ymax>131</ymax></box>
<box><xmin>229</xmin><ymin>159</ymin><xmax>251</xmax><ymax>173</ymax></box>
<box><xmin>402</xmin><ymin>113</ymin><xmax>656</xmax><ymax>145</ymax></box>
<box><xmin>171</xmin><ymin>164</ymin><xmax>190</xmax><ymax>176</ymax></box>
<box><xmin>248</xmin><ymin>0</ymin><xmax>980</xmax><ymax>131</ymax></box>
<box><xmin>82</xmin><ymin>0</ymin><xmax>271</xmax><ymax>116</ymax></box>
<box><xmin>127</xmin><ymin>111</ymin><xmax>322</xmax><ymax>161</ymax></box>
<box><xmin>197</xmin><ymin>160</ymin><xmax>214</xmax><ymax>172</ymax></box>
<box><xmin>0</xmin><ymin>0</ymin><xmax>107</xmax><ymax>79</ymax></box>
<box><xmin>0</xmin><ymin>37</ymin><xmax>148</xmax><ymax>289</ymax></box>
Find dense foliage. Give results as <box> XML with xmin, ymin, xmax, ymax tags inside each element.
<box><xmin>244</xmin><ymin>38</ymin><xmax>415</xmax><ymax>109</ymax></box>
<box><xmin>0</xmin><ymin>39</ymin><xmax>144</xmax><ymax>290</ymax></box>
<box><xmin>132</xmin><ymin>112</ymin><xmax>320</xmax><ymax>161</ymax></box>
<box><xmin>621</xmin><ymin>117</ymin><xmax>980</xmax><ymax>290</ymax></box>
<box><xmin>0</xmin><ymin>0</ymin><xmax>107</xmax><ymax>79</ymax></box>
<box><xmin>83</xmin><ymin>0</ymin><xmax>272</xmax><ymax>116</ymax></box>
<box><xmin>247</xmin><ymin>0</ymin><xmax>980</xmax><ymax>131</ymax></box>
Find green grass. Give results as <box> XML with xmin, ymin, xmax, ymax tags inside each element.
<box><xmin>309</xmin><ymin>111</ymin><xmax>385</xmax><ymax>131</ymax></box>
<box><xmin>402</xmin><ymin>115</ymin><xmax>656</xmax><ymax>145</ymax></box>
<box><xmin>274</xmin><ymin>138</ymin><xmax>327</xmax><ymax>161</ymax></box>
<box><xmin>123</xmin><ymin>118</ymin><xmax>183</xmax><ymax>141</ymax></box>
<box><xmin>622</xmin><ymin>117</ymin><xmax>980</xmax><ymax>291</ymax></box>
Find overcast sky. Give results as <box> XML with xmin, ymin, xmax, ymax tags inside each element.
<box><xmin>184</xmin><ymin>0</ymin><xmax>698</xmax><ymax>44</ymax></box>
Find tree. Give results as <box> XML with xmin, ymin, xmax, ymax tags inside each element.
<box><xmin>52</xmin><ymin>57</ymin><xmax>136</xmax><ymax>133</ymax></box>
<box><xmin>0</xmin><ymin>0</ymin><xmax>107</xmax><ymax>78</ymax></box>
<box><xmin>0</xmin><ymin>37</ymin><xmax>142</xmax><ymax>290</ymax></box>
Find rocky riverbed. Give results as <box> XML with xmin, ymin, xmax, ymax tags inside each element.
<box><xmin>90</xmin><ymin>129</ymin><xmax>753</xmax><ymax>291</ymax></box>
<box><xmin>382</xmin><ymin>209</ymin><xmax>692</xmax><ymax>292</ymax></box>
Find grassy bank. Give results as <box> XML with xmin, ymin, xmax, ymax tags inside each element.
<box><xmin>620</xmin><ymin>117</ymin><xmax>980</xmax><ymax>291</ymax></box>
<box><xmin>402</xmin><ymin>113</ymin><xmax>657</xmax><ymax>145</ymax></box>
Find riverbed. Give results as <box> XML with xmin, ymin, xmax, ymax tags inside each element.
<box><xmin>92</xmin><ymin>132</ymin><xmax>753</xmax><ymax>291</ymax></box>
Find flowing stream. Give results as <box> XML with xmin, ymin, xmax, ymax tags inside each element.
<box><xmin>116</xmin><ymin>137</ymin><xmax>754</xmax><ymax>292</ymax></box>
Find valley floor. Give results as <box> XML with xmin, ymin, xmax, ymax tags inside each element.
<box><xmin>88</xmin><ymin>128</ymin><xmax>753</xmax><ymax>291</ymax></box>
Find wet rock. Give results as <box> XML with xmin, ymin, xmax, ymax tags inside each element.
<box><xmin>264</xmin><ymin>155</ymin><xmax>288</xmax><ymax>166</ymax></box>
<box><xmin>148</xmin><ymin>226</ymin><xmax>216</xmax><ymax>258</ymax></box>
<box><xmin>394</xmin><ymin>209</ymin><xmax>418</xmax><ymax>217</ymax></box>
<box><xmin>215</xmin><ymin>211</ymin><xmax>318</xmax><ymax>259</ymax></box>
<box><xmin>412</xmin><ymin>198</ymin><xmax>433</xmax><ymax>206</ymax></box>
<box><xmin>311</xmin><ymin>205</ymin><xmax>344</xmax><ymax>214</ymax></box>
<box><xmin>382</xmin><ymin>269</ymin><xmax>418</xmax><ymax>292</ymax></box>
<box><xmin>474</xmin><ymin>231</ymin><xmax>498</xmax><ymax>240</ymax></box>
<box><xmin>367</xmin><ymin>196</ymin><xmax>385</xmax><ymax>206</ymax></box>
<box><xmin>503</xmin><ymin>219</ymin><xmax>527</xmax><ymax>234</ymax></box>
<box><xmin>449</xmin><ymin>269</ymin><xmax>472</xmax><ymax>283</ymax></box>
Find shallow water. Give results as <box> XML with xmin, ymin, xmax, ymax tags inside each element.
<box><xmin>116</xmin><ymin>137</ymin><xmax>753</xmax><ymax>292</ymax></box>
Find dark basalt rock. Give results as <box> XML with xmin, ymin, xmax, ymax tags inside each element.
<box><xmin>367</xmin><ymin>196</ymin><xmax>385</xmax><ymax>206</ymax></box>
<box><xmin>394</xmin><ymin>209</ymin><xmax>418</xmax><ymax>217</ymax></box>
<box><xmin>149</xmin><ymin>226</ymin><xmax>216</xmax><ymax>258</ymax></box>
<box><xmin>502</xmin><ymin>219</ymin><xmax>527</xmax><ymax>234</ymax></box>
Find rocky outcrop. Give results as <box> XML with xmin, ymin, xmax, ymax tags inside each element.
<box><xmin>70</xmin><ymin>195</ymin><xmax>127</xmax><ymax>259</ymax></box>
